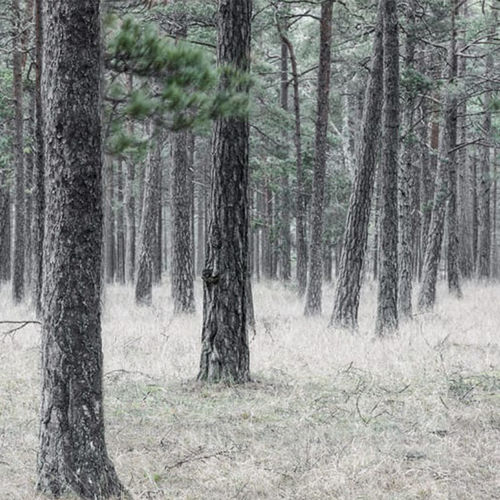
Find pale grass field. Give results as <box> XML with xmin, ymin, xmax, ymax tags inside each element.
<box><xmin>0</xmin><ymin>279</ymin><xmax>499</xmax><ymax>499</ymax></box>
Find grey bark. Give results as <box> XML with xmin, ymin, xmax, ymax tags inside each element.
<box><xmin>37</xmin><ymin>1</ymin><xmax>123</xmax><ymax>496</ymax></box>
<box><xmin>330</xmin><ymin>1</ymin><xmax>384</xmax><ymax>329</ymax></box>
<box><xmin>125</xmin><ymin>76</ymin><xmax>136</xmax><ymax>283</ymax></box>
<box><xmin>375</xmin><ymin>0</ymin><xmax>400</xmax><ymax>335</ymax></box>
<box><xmin>116</xmin><ymin>160</ymin><xmax>126</xmax><ymax>284</ymax></box>
<box><xmin>304</xmin><ymin>0</ymin><xmax>334</xmax><ymax>316</ymax></box>
<box><xmin>198</xmin><ymin>0</ymin><xmax>252</xmax><ymax>384</ymax></box>
<box><xmin>418</xmin><ymin>0</ymin><xmax>459</xmax><ymax>310</ymax></box>
<box><xmin>172</xmin><ymin>130</ymin><xmax>195</xmax><ymax>313</ymax></box>
<box><xmin>12</xmin><ymin>0</ymin><xmax>25</xmax><ymax>303</ymax></box>
<box><xmin>135</xmin><ymin>129</ymin><xmax>161</xmax><ymax>305</ymax></box>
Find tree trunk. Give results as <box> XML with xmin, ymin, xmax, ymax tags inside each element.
<box><xmin>12</xmin><ymin>0</ymin><xmax>25</xmax><ymax>303</ymax></box>
<box><xmin>104</xmin><ymin>159</ymin><xmax>115</xmax><ymax>283</ymax></box>
<box><xmin>196</xmin><ymin>151</ymin><xmax>205</xmax><ymax>276</ymax></box>
<box><xmin>116</xmin><ymin>160</ymin><xmax>126</xmax><ymax>284</ymax></box>
<box><xmin>279</xmin><ymin>37</ymin><xmax>292</xmax><ymax>282</ymax></box>
<box><xmin>0</xmin><ymin>172</ymin><xmax>11</xmax><ymax>283</ymax></box>
<box><xmin>398</xmin><ymin>0</ymin><xmax>417</xmax><ymax>319</ymax></box>
<box><xmin>330</xmin><ymin>1</ymin><xmax>384</xmax><ymax>329</ymax></box>
<box><xmin>135</xmin><ymin>129</ymin><xmax>161</xmax><ymax>306</ymax></box>
<box><xmin>172</xmin><ymin>130</ymin><xmax>195</xmax><ymax>313</ymax></box>
<box><xmin>198</xmin><ymin>0</ymin><xmax>252</xmax><ymax>384</ymax></box>
<box><xmin>125</xmin><ymin>76</ymin><xmax>136</xmax><ymax>284</ymax></box>
<box><xmin>375</xmin><ymin>0</ymin><xmax>400</xmax><ymax>335</ymax></box>
<box><xmin>418</xmin><ymin>0</ymin><xmax>459</xmax><ymax>310</ymax></box>
<box><xmin>304</xmin><ymin>0</ymin><xmax>334</xmax><ymax>316</ymax></box>
<box><xmin>31</xmin><ymin>0</ymin><xmax>44</xmax><ymax>315</ymax></box>
<box><xmin>37</xmin><ymin>1</ymin><xmax>123</xmax><ymax>496</ymax></box>
<box><xmin>477</xmin><ymin>13</ymin><xmax>494</xmax><ymax>279</ymax></box>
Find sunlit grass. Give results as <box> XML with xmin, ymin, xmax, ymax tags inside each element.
<box><xmin>0</xmin><ymin>279</ymin><xmax>499</xmax><ymax>499</ymax></box>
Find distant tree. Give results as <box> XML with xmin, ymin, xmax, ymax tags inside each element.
<box><xmin>198</xmin><ymin>0</ymin><xmax>252</xmax><ymax>383</ymax></box>
<box><xmin>304</xmin><ymin>0</ymin><xmax>334</xmax><ymax>316</ymax></box>
<box><xmin>37</xmin><ymin>0</ymin><xmax>123</xmax><ymax>496</ymax></box>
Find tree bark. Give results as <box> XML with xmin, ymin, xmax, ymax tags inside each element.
<box><xmin>330</xmin><ymin>1</ymin><xmax>384</xmax><ymax>329</ymax></box>
<box><xmin>198</xmin><ymin>0</ymin><xmax>252</xmax><ymax>384</ymax></box>
<box><xmin>135</xmin><ymin>128</ymin><xmax>161</xmax><ymax>306</ymax></box>
<box><xmin>125</xmin><ymin>76</ymin><xmax>136</xmax><ymax>284</ymax></box>
<box><xmin>172</xmin><ymin>130</ymin><xmax>195</xmax><ymax>313</ymax></box>
<box><xmin>37</xmin><ymin>1</ymin><xmax>123</xmax><ymax>496</ymax></box>
<box><xmin>116</xmin><ymin>160</ymin><xmax>126</xmax><ymax>284</ymax></box>
<box><xmin>375</xmin><ymin>0</ymin><xmax>400</xmax><ymax>335</ymax></box>
<box><xmin>304</xmin><ymin>0</ymin><xmax>334</xmax><ymax>316</ymax></box>
<box><xmin>418</xmin><ymin>0</ymin><xmax>459</xmax><ymax>310</ymax></box>
<box><xmin>12</xmin><ymin>0</ymin><xmax>25</xmax><ymax>303</ymax></box>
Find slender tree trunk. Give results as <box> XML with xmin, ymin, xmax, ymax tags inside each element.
<box><xmin>330</xmin><ymin>1</ymin><xmax>384</xmax><ymax>329</ymax></box>
<box><xmin>477</xmin><ymin>13</ymin><xmax>495</xmax><ymax>278</ymax></box>
<box><xmin>375</xmin><ymin>0</ymin><xmax>400</xmax><ymax>335</ymax></box>
<box><xmin>104</xmin><ymin>159</ymin><xmax>115</xmax><ymax>283</ymax></box>
<box><xmin>172</xmin><ymin>130</ymin><xmax>195</xmax><ymax>313</ymax></box>
<box><xmin>125</xmin><ymin>77</ymin><xmax>136</xmax><ymax>284</ymax></box>
<box><xmin>279</xmin><ymin>37</ymin><xmax>292</xmax><ymax>281</ymax></box>
<box><xmin>135</xmin><ymin>129</ymin><xmax>161</xmax><ymax>306</ymax></box>
<box><xmin>418</xmin><ymin>0</ymin><xmax>459</xmax><ymax>310</ymax></box>
<box><xmin>277</xmin><ymin>24</ymin><xmax>307</xmax><ymax>295</ymax></box>
<box><xmin>37</xmin><ymin>1</ymin><xmax>123</xmax><ymax>496</ymax></box>
<box><xmin>304</xmin><ymin>0</ymin><xmax>334</xmax><ymax>316</ymax></box>
<box><xmin>196</xmin><ymin>153</ymin><xmax>205</xmax><ymax>276</ymax></box>
<box><xmin>198</xmin><ymin>0</ymin><xmax>252</xmax><ymax>383</ymax></box>
<box><xmin>116</xmin><ymin>160</ymin><xmax>125</xmax><ymax>284</ymax></box>
<box><xmin>0</xmin><ymin>171</ymin><xmax>11</xmax><ymax>283</ymax></box>
<box><xmin>12</xmin><ymin>0</ymin><xmax>25</xmax><ymax>303</ymax></box>
<box><xmin>31</xmin><ymin>0</ymin><xmax>44</xmax><ymax>315</ymax></box>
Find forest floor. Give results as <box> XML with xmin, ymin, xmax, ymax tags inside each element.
<box><xmin>0</xmin><ymin>280</ymin><xmax>499</xmax><ymax>499</ymax></box>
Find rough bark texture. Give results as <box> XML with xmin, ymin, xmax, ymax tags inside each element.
<box><xmin>279</xmin><ymin>38</ymin><xmax>292</xmax><ymax>281</ymax></box>
<box><xmin>198</xmin><ymin>0</ymin><xmax>252</xmax><ymax>384</ymax></box>
<box><xmin>135</xmin><ymin>130</ymin><xmax>161</xmax><ymax>306</ymax></box>
<box><xmin>37</xmin><ymin>1</ymin><xmax>123</xmax><ymax>496</ymax></box>
<box><xmin>477</xmin><ymin>23</ymin><xmax>494</xmax><ymax>279</ymax></box>
<box><xmin>172</xmin><ymin>130</ymin><xmax>195</xmax><ymax>314</ymax></box>
<box><xmin>304</xmin><ymin>0</ymin><xmax>333</xmax><ymax>316</ymax></box>
<box><xmin>418</xmin><ymin>2</ymin><xmax>458</xmax><ymax>310</ymax></box>
<box><xmin>0</xmin><ymin>171</ymin><xmax>10</xmax><ymax>283</ymax></box>
<box><xmin>12</xmin><ymin>0</ymin><xmax>25</xmax><ymax>303</ymax></box>
<box><xmin>116</xmin><ymin>160</ymin><xmax>126</xmax><ymax>284</ymax></box>
<box><xmin>398</xmin><ymin>0</ymin><xmax>417</xmax><ymax>319</ymax></box>
<box><xmin>125</xmin><ymin>77</ymin><xmax>136</xmax><ymax>284</ymax></box>
<box><xmin>31</xmin><ymin>0</ymin><xmax>44</xmax><ymax>315</ymax></box>
<box><xmin>375</xmin><ymin>0</ymin><xmax>400</xmax><ymax>335</ymax></box>
<box><xmin>330</xmin><ymin>2</ymin><xmax>384</xmax><ymax>329</ymax></box>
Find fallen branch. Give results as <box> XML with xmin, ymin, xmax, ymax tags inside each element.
<box><xmin>0</xmin><ymin>320</ymin><xmax>41</xmax><ymax>337</ymax></box>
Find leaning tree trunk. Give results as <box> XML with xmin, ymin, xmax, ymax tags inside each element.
<box><xmin>304</xmin><ymin>0</ymin><xmax>334</xmax><ymax>316</ymax></box>
<box><xmin>171</xmin><ymin>130</ymin><xmax>195</xmax><ymax>314</ymax></box>
<box><xmin>375</xmin><ymin>0</ymin><xmax>400</xmax><ymax>336</ymax></box>
<box><xmin>37</xmin><ymin>1</ymin><xmax>123</xmax><ymax>496</ymax></box>
<box><xmin>418</xmin><ymin>0</ymin><xmax>459</xmax><ymax>310</ymax></box>
<box><xmin>330</xmin><ymin>1</ymin><xmax>384</xmax><ymax>329</ymax></box>
<box><xmin>135</xmin><ymin>129</ymin><xmax>161</xmax><ymax>306</ymax></box>
<box><xmin>198</xmin><ymin>0</ymin><xmax>252</xmax><ymax>384</ymax></box>
<box><xmin>12</xmin><ymin>0</ymin><xmax>25</xmax><ymax>303</ymax></box>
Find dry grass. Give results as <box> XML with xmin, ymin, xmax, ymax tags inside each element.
<box><xmin>0</xmin><ymin>279</ymin><xmax>499</xmax><ymax>499</ymax></box>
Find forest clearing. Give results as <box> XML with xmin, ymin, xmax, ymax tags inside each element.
<box><xmin>1</xmin><ymin>281</ymin><xmax>499</xmax><ymax>499</ymax></box>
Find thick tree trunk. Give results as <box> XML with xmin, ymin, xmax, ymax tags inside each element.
<box><xmin>172</xmin><ymin>130</ymin><xmax>195</xmax><ymax>313</ymax></box>
<box><xmin>37</xmin><ymin>1</ymin><xmax>123</xmax><ymax>496</ymax></box>
<box><xmin>135</xmin><ymin>130</ymin><xmax>161</xmax><ymax>306</ymax></box>
<box><xmin>12</xmin><ymin>0</ymin><xmax>25</xmax><ymax>303</ymax></box>
<box><xmin>418</xmin><ymin>0</ymin><xmax>459</xmax><ymax>310</ymax></box>
<box><xmin>198</xmin><ymin>0</ymin><xmax>252</xmax><ymax>384</ymax></box>
<box><xmin>375</xmin><ymin>0</ymin><xmax>400</xmax><ymax>335</ymax></box>
<box><xmin>304</xmin><ymin>0</ymin><xmax>334</xmax><ymax>316</ymax></box>
<box><xmin>398</xmin><ymin>0</ymin><xmax>417</xmax><ymax>319</ymax></box>
<box><xmin>330</xmin><ymin>1</ymin><xmax>384</xmax><ymax>329</ymax></box>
